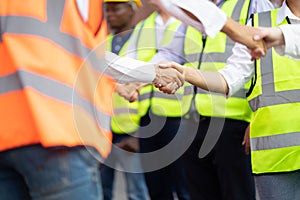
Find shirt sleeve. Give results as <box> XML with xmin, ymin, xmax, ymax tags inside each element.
<box><xmin>150</xmin><ymin>24</ymin><xmax>187</xmax><ymax>64</ymax></box>
<box><xmin>151</xmin><ymin>0</ymin><xmax>227</xmax><ymax>38</ymax></box>
<box><xmin>219</xmin><ymin>42</ymin><xmax>255</xmax><ymax>97</ymax></box>
<box><xmin>277</xmin><ymin>24</ymin><xmax>300</xmax><ymax>60</ymax></box>
<box><xmin>105</xmin><ymin>51</ymin><xmax>156</xmax><ymax>83</ymax></box>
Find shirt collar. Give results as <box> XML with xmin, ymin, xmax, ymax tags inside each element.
<box><xmin>277</xmin><ymin>0</ymin><xmax>300</xmax><ymax>24</ymax></box>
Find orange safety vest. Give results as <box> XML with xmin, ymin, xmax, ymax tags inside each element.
<box><xmin>0</xmin><ymin>0</ymin><xmax>115</xmax><ymax>158</ymax></box>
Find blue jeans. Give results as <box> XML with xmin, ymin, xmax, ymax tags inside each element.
<box><xmin>100</xmin><ymin>134</ymin><xmax>148</xmax><ymax>200</ymax></box>
<box><xmin>255</xmin><ymin>170</ymin><xmax>300</xmax><ymax>200</ymax></box>
<box><xmin>0</xmin><ymin>144</ymin><xmax>103</xmax><ymax>200</ymax></box>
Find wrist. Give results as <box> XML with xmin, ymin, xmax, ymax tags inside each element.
<box><xmin>222</xmin><ymin>18</ymin><xmax>243</xmax><ymax>44</ymax></box>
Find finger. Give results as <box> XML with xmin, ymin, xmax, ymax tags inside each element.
<box><xmin>170</xmin><ymin>62</ymin><xmax>184</xmax><ymax>73</ymax></box>
<box><xmin>128</xmin><ymin>91</ymin><xmax>138</xmax><ymax>102</ymax></box>
<box><xmin>171</xmin><ymin>70</ymin><xmax>184</xmax><ymax>87</ymax></box>
<box><xmin>165</xmin><ymin>82</ymin><xmax>178</xmax><ymax>94</ymax></box>
<box><xmin>158</xmin><ymin>63</ymin><xmax>169</xmax><ymax>69</ymax></box>
<box><xmin>159</xmin><ymin>85</ymin><xmax>173</xmax><ymax>94</ymax></box>
<box><xmin>154</xmin><ymin>83</ymin><xmax>162</xmax><ymax>88</ymax></box>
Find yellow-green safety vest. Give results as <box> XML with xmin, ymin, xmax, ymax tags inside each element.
<box><xmin>249</xmin><ymin>9</ymin><xmax>300</xmax><ymax>174</ymax></box>
<box><xmin>183</xmin><ymin>0</ymin><xmax>252</xmax><ymax>122</ymax></box>
<box><xmin>131</xmin><ymin>12</ymin><xmax>183</xmax><ymax>117</ymax></box>
<box><xmin>107</xmin><ymin>34</ymin><xmax>140</xmax><ymax>134</ymax></box>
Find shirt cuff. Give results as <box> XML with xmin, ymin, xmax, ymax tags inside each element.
<box><xmin>219</xmin><ymin>68</ymin><xmax>244</xmax><ymax>97</ymax></box>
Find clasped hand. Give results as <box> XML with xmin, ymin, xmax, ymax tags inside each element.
<box><xmin>117</xmin><ymin>64</ymin><xmax>184</xmax><ymax>101</ymax></box>
<box><xmin>153</xmin><ymin>63</ymin><xmax>185</xmax><ymax>94</ymax></box>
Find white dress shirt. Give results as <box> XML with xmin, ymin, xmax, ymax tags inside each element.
<box><xmin>279</xmin><ymin>24</ymin><xmax>300</xmax><ymax>59</ymax></box>
<box><xmin>219</xmin><ymin>0</ymin><xmax>300</xmax><ymax>96</ymax></box>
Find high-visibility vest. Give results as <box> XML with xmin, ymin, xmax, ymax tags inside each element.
<box><xmin>130</xmin><ymin>12</ymin><xmax>182</xmax><ymax>116</ymax></box>
<box><xmin>107</xmin><ymin>34</ymin><xmax>140</xmax><ymax>134</ymax></box>
<box><xmin>248</xmin><ymin>9</ymin><xmax>300</xmax><ymax>174</ymax></box>
<box><xmin>183</xmin><ymin>0</ymin><xmax>252</xmax><ymax>122</ymax></box>
<box><xmin>0</xmin><ymin>0</ymin><xmax>115</xmax><ymax>158</ymax></box>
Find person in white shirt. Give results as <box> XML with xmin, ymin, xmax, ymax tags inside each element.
<box><xmin>159</xmin><ymin>1</ymin><xmax>300</xmax><ymax>199</ymax></box>
<box><xmin>144</xmin><ymin>1</ymin><xmax>273</xmax><ymax>199</ymax></box>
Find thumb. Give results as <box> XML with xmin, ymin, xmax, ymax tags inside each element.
<box><xmin>253</xmin><ymin>27</ymin><xmax>268</xmax><ymax>41</ymax></box>
<box><xmin>160</xmin><ymin>62</ymin><xmax>184</xmax><ymax>73</ymax></box>
<box><xmin>158</xmin><ymin>63</ymin><xmax>170</xmax><ymax>69</ymax></box>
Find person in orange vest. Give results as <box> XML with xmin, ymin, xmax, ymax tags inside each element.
<box><xmin>0</xmin><ymin>0</ymin><xmax>116</xmax><ymax>199</ymax></box>
<box><xmin>0</xmin><ymin>0</ymin><xmax>184</xmax><ymax>199</ymax></box>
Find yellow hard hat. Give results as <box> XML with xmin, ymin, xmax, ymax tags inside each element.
<box><xmin>103</xmin><ymin>0</ymin><xmax>142</xmax><ymax>8</ymax></box>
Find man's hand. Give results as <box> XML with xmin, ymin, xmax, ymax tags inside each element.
<box><xmin>222</xmin><ymin>18</ymin><xmax>267</xmax><ymax>60</ymax></box>
<box><xmin>152</xmin><ymin>63</ymin><xmax>185</xmax><ymax>94</ymax></box>
<box><xmin>154</xmin><ymin>62</ymin><xmax>186</xmax><ymax>94</ymax></box>
<box><xmin>116</xmin><ymin>82</ymin><xmax>147</xmax><ymax>102</ymax></box>
<box><xmin>116</xmin><ymin>137</ymin><xmax>139</xmax><ymax>153</ymax></box>
<box><xmin>253</xmin><ymin>27</ymin><xmax>285</xmax><ymax>49</ymax></box>
<box><xmin>242</xmin><ymin>125</ymin><xmax>251</xmax><ymax>155</ymax></box>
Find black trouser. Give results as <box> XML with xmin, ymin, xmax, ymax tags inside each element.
<box><xmin>183</xmin><ymin>117</ymin><xmax>255</xmax><ymax>200</ymax></box>
<box><xmin>139</xmin><ymin>112</ymin><xmax>191</xmax><ymax>200</ymax></box>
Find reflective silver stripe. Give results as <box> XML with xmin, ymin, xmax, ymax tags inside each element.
<box><xmin>197</xmin><ymin>88</ymin><xmax>247</xmax><ymax>98</ymax></box>
<box><xmin>139</xmin><ymin>92</ymin><xmax>152</xmax><ymax>101</ymax></box>
<box><xmin>47</xmin><ymin>0</ymin><xmax>65</xmax><ymax>26</ymax></box>
<box><xmin>259</xmin><ymin>12</ymin><xmax>275</xmax><ymax>96</ymax></box>
<box><xmin>153</xmin><ymin>91</ymin><xmax>183</xmax><ymax>100</ymax></box>
<box><xmin>185</xmin><ymin>53</ymin><xmax>200</xmax><ymax>63</ymax></box>
<box><xmin>249</xmin><ymin>12</ymin><xmax>278</xmax><ymax>111</ymax></box>
<box><xmin>0</xmin><ymin>73</ymin><xmax>23</xmax><ymax>94</ymax></box>
<box><xmin>202</xmin><ymin>0</ymin><xmax>246</xmax><ymax>62</ymax></box>
<box><xmin>184</xmin><ymin>85</ymin><xmax>194</xmax><ymax>96</ymax></box>
<box><xmin>114</xmin><ymin>108</ymin><xmax>138</xmax><ymax>115</ymax></box>
<box><xmin>249</xmin><ymin>90</ymin><xmax>300</xmax><ymax>112</ymax></box>
<box><xmin>0</xmin><ymin>70</ymin><xmax>111</xmax><ymax>131</ymax></box>
<box><xmin>251</xmin><ymin>131</ymin><xmax>300</xmax><ymax>151</ymax></box>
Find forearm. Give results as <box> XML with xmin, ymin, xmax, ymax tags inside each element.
<box><xmin>222</xmin><ymin>17</ymin><xmax>266</xmax><ymax>59</ymax></box>
<box><xmin>182</xmin><ymin>67</ymin><xmax>229</xmax><ymax>94</ymax></box>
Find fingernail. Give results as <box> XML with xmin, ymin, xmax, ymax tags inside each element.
<box><xmin>253</xmin><ymin>35</ymin><xmax>260</xmax><ymax>40</ymax></box>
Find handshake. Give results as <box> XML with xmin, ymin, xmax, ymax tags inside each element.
<box><xmin>117</xmin><ymin>63</ymin><xmax>185</xmax><ymax>102</ymax></box>
<box><xmin>223</xmin><ymin>20</ymin><xmax>285</xmax><ymax>61</ymax></box>
<box><xmin>118</xmin><ymin>25</ymin><xmax>284</xmax><ymax>101</ymax></box>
